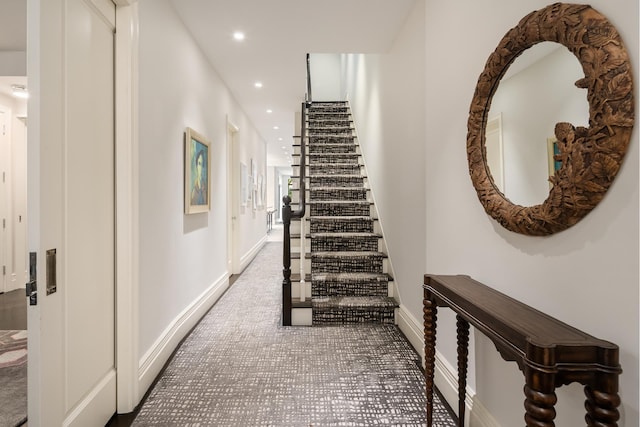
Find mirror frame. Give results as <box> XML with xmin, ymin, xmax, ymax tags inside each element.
<box><xmin>467</xmin><ymin>3</ymin><xmax>634</xmax><ymax>236</ymax></box>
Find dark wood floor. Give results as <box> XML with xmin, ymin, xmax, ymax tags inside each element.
<box><xmin>0</xmin><ymin>288</ymin><xmax>27</xmax><ymax>330</ymax></box>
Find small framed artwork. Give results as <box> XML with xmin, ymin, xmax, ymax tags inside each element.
<box><xmin>257</xmin><ymin>174</ymin><xmax>264</xmax><ymax>209</ymax></box>
<box><xmin>184</xmin><ymin>127</ymin><xmax>211</xmax><ymax>214</ymax></box>
<box><xmin>240</xmin><ymin>162</ymin><xmax>248</xmax><ymax>207</ymax></box>
<box><xmin>547</xmin><ymin>137</ymin><xmax>561</xmax><ymax>188</ymax></box>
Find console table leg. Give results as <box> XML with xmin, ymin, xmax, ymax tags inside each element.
<box><xmin>584</xmin><ymin>384</ymin><xmax>620</xmax><ymax>427</ymax></box>
<box><xmin>456</xmin><ymin>315</ymin><xmax>469</xmax><ymax>427</ymax></box>
<box><xmin>524</xmin><ymin>368</ymin><xmax>557</xmax><ymax>427</ymax></box>
<box><xmin>424</xmin><ymin>295</ymin><xmax>438</xmax><ymax>427</ymax></box>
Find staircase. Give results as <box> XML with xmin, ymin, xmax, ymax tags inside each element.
<box><xmin>290</xmin><ymin>101</ymin><xmax>397</xmax><ymax>325</ymax></box>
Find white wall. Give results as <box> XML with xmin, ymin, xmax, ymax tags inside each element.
<box><xmin>0</xmin><ymin>93</ymin><xmax>27</xmax><ymax>293</ymax></box>
<box><xmin>310</xmin><ymin>54</ymin><xmax>342</xmax><ymax>102</ymax></box>
<box><xmin>425</xmin><ymin>1</ymin><xmax>638</xmax><ymax>426</ymax></box>
<box><xmin>0</xmin><ymin>52</ymin><xmax>26</xmax><ymax>76</ymax></box>
<box><xmin>137</xmin><ymin>0</ymin><xmax>267</xmax><ymax>398</ymax></box>
<box><xmin>340</xmin><ymin>0</ymin><xmax>426</xmax><ymax>324</ymax></box>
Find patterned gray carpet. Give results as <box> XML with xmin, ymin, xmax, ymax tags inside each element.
<box><xmin>0</xmin><ymin>330</ymin><xmax>27</xmax><ymax>427</ymax></box>
<box><xmin>132</xmin><ymin>242</ymin><xmax>455</xmax><ymax>426</ymax></box>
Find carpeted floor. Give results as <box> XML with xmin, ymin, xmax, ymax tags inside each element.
<box><xmin>0</xmin><ymin>330</ymin><xmax>27</xmax><ymax>427</ymax></box>
<box><xmin>131</xmin><ymin>242</ymin><xmax>456</xmax><ymax>426</ymax></box>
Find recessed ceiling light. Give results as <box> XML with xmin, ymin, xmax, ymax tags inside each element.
<box><xmin>281</xmin><ymin>146</ymin><xmax>286</xmax><ymax>149</ymax></box>
<box><xmin>278</xmin><ymin>137</ymin><xmax>283</xmax><ymax>141</ymax></box>
<box><xmin>266</xmin><ymin>109</ymin><xmax>273</xmax><ymax>114</ymax></box>
<box><xmin>233</xmin><ymin>31</ymin><xmax>245</xmax><ymax>41</ymax></box>
<box><xmin>254</xmin><ymin>82</ymin><xmax>263</xmax><ymax>88</ymax></box>
<box><xmin>273</xmin><ymin>126</ymin><xmax>279</xmax><ymax>130</ymax></box>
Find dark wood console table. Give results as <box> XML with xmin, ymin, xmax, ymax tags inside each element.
<box><xmin>423</xmin><ymin>274</ymin><xmax>622</xmax><ymax>427</ymax></box>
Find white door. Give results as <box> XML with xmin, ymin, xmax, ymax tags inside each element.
<box><xmin>0</xmin><ymin>109</ymin><xmax>7</xmax><ymax>294</ymax></box>
<box><xmin>28</xmin><ymin>0</ymin><xmax>116</xmax><ymax>425</ymax></box>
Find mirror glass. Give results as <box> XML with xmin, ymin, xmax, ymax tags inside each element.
<box><xmin>486</xmin><ymin>42</ymin><xmax>589</xmax><ymax>206</ymax></box>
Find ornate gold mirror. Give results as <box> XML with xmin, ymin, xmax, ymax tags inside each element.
<box><xmin>467</xmin><ymin>3</ymin><xmax>634</xmax><ymax>235</ymax></box>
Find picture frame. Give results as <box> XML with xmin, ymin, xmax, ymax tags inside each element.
<box><xmin>240</xmin><ymin>162</ymin><xmax>248</xmax><ymax>207</ymax></box>
<box><xmin>547</xmin><ymin>136</ymin><xmax>561</xmax><ymax>188</ymax></box>
<box><xmin>250</xmin><ymin>158</ymin><xmax>257</xmax><ymax>211</ymax></box>
<box><xmin>257</xmin><ymin>174</ymin><xmax>264</xmax><ymax>209</ymax></box>
<box><xmin>184</xmin><ymin>127</ymin><xmax>211</xmax><ymax>214</ymax></box>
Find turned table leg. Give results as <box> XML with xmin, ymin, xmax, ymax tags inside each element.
<box><xmin>524</xmin><ymin>367</ymin><xmax>557</xmax><ymax>427</ymax></box>
<box><xmin>456</xmin><ymin>315</ymin><xmax>469</xmax><ymax>427</ymax></box>
<box><xmin>584</xmin><ymin>379</ymin><xmax>620</xmax><ymax>426</ymax></box>
<box><xmin>424</xmin><ymin>294</ymin><xmax>438</xmax><ymax>427</ymax></box>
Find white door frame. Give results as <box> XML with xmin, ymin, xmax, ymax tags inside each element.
<box><xmin>0</xmin><ymin>108</ymin><xmax>8</xmax><ymax>294</ymax></box>
<box><xmin>226</xmin><ymin>119</ymin><xmax>239</xmax><ymax>275</ymax></box>
<box><xmin>113</xmin><ymin>0</ymin><xmax>140</xmax><ymax>414</ymax></box>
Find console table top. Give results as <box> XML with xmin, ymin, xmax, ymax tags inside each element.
<box><xmin>424</xmin><ymin>274</ymin><xmax>620</xmax><ymax>371</ymax></box>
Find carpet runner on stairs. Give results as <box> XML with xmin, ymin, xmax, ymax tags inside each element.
<box><xmin>307</xmin><ymin>101</ymin><xmax>398</xmax><ymax>325</ymax></box>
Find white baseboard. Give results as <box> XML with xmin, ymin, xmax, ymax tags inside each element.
<box><xmin>138</xmin><ymin>273</ymin><xmax>229</xmax><ymax>399</ymax></box>
<box><xmin>397</xmin><ymin>305</ymin><xmax>499</xmax><ymax>427</ymax></box>
<box><xmin>238</xmin><ymin>236</ymin><xmax>267</xmax><ymax>273</ymax></box>
<box><xmin>63</xmin><ymin>369</ymin><xmax>116</xmax><ymax>427</ymax></box>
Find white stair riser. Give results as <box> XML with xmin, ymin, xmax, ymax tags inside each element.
<box><xmin>291</xmin><ymin>307</ymin><xmax>313</xmax><ymax>326</ymax></box>
<box><xmin>290</xmin><ymin>280</ymin><xmax>312</xmax><ymax>299</ymax></box>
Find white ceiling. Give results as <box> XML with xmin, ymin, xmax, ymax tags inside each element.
<box><xmin>168</xmin><ymin>0</ymin><xmax>417</xmax><ymax>167</ymax></box>
<box><xmin>0</xmin><ymin>0</ymin><xmax>417</xmax><ymax>168</ymax></box>
<box><xmin>0</xmin><ymin>0</ymin><xmax>26</xmax><ymax>52</ymax></box>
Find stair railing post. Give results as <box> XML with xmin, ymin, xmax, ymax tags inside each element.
<box><xmin>282</xmin><ymin>195</ymin><xmax>292</xmax><ymax>326</ymax></box>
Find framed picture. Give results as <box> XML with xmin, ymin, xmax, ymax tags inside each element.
<box><xmin>257</xmin><ymin>174</ymin><xmax>264</xmax><ymax>209</ymax></box>
<box><xmin>240</xmin><ymin>162</ymin><xmax>248</xmax><ymax>207</ymax></box>
<box><xmin>547</xmin><ymin>136</ymin><xmax>561</xmax><ymax>188</ymax></box>
<box><xmin>250</xmin><ymin>158</ymin><xmax>257</xmax><ymax>211</ymax></box>
<box><xmin>184</xmin><ymin>127</ymin><xmax>211</xmax><ymax>214</ymax></box>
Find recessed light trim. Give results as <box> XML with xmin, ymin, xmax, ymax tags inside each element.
<box><xmin>233</xmin><ymin>31</ymin><xmax>245</xmax><ymax>41</ymax></box>
<box><xmin>254</xmin><ymin>82</ymin><xmax>263</xmax><ymax>88</ymax></box>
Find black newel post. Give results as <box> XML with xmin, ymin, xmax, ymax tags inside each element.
<box><xmin>282</xmin><ymin>195</ymin><xmax>292</xmax><ymax>326</ymax></box>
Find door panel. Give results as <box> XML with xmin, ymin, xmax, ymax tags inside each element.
<box><xmin>29</xmin><ymin>0</ymin><xmax>117</xmax><ymax>425</ymax></box>
<box><xmin>64</xmin><ymin>0</ymin><xmax>115</xmax><ymax>411</ymax></box>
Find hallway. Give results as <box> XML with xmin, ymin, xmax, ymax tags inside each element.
<box><xmin>125</xmin><ymin>241</ymin><xmax>455</xmax><ymax>426</ymax></box>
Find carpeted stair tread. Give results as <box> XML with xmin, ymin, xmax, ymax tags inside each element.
<box><xmin>312</xmin><ymin>272</ymin><xmax>390</xmax><ymax>283</ymax></box>
<box><xmin>309</xmin><ymin>135</ymin><xmax>355</xmax><ymax>143</ymax></box>
<box><xmin>311</xmin><ymin>232</ymin><xmax>381</xmax><ymax>238</ymax></box>
<box><xmin>308</xmin><ymin>216</ymin><xmax>375</xmax><ymax>233</ymax></box>
<box><xmin>312</xmin><ymin>251</ymin><xmax>386</xmax><ymax>258</ymax></box>
<box><xmin>311</xmin><ymin>233</ymin><xmax>380</xmax><ymax>252</ymax></box>
<box><xmin>307</xmin><ymin>200</ymin><xmax>372</xmax><ymax>205</ymax></box>
<box><xmin>312</xmin><ymin>296</ymin><xmax>397</xmax><ymax>324</ymax></box>
<box><xmin>313</xmin><ymin>295</ymin><xmax>398</xmax><ymax>308</ymax></box>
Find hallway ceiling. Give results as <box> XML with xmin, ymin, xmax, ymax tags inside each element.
<box><xmin>0</xmin><ymin>0</ymin><xmax>26</xmax><ymax>52</ymax></box>
<box><xmin>168</xmin><ymin>0</ymin><xmax>417</xmax><ymax>167</ymax></box>
<box><xmin>0</xmin><ymin>0</ymin><xmax>417</xmax><ymax>169</ymax></box>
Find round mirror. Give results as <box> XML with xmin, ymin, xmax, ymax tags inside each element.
<box><xmin>467</xmin><ymin>4</ymin><xmax>634</xmax><ymax>236</ymax></box>
<box><xmin>486</xmin><ymin>42</ymin><xmax>589</xmax><ymax>206</ymax></box>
